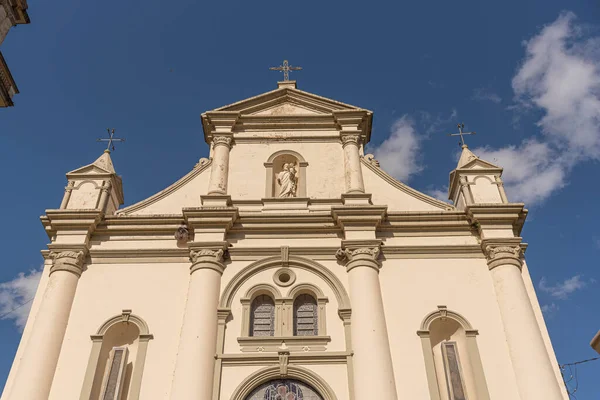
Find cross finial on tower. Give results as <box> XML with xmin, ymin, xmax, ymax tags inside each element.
<box><xmin>97</xmin><ymin>128</ymin><xmax>125</xmax><ymax>153</ymax></box>
<box><xmin>269</xmin><ymin>59</ymin><xmax>302</xmax><ymax>81</ymax></box>
<box><xmin>448</xmin><ymin>123</ymin><xmax>476</xmax><ymax>148</ymax></box>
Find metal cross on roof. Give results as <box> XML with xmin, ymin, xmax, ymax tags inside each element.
<box><xmin>269</xmin><ymin>59</ymin><xmax>302</xmax><ymax>81</ymax></box>
<box><xmin>448</xmin><ymin>123</ymin><xmax>476</xmax><ymax>147</ymax></box>
<box><xmin>97</xmin><ymin>128</ymin><xmax>125</xmax><ymax>152</ymax></box>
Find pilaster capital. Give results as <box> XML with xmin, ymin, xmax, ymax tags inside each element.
<box><xmin>336</xmin><ymin>240</ymin><xmax>382</xmax><ymax>272</ymax></box>
<box><xmin>188</xmin><ymin>242</ymin><xmax>228</xmax><ymax>274</ymax></box>
<box><xmin>481</xmin><ymin>238</ymin><xmax>524</xmax><ymax>270</ymax></box>
<box><xmin>65</xmin><ymin>181</ymin><xmax>75</xmax><ymax>192</ymax></box>
<box><xmin>49</xmin><ymin>249</ymin><xmax>87</xmax><ymax>276</ymax></box>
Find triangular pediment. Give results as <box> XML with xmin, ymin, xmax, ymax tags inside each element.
<box><xmin>212</xmin><ymin>86</ymin><xmax>369</xmax><ymax>116</ymax></box>
<box><xmin>251</xmin><ymin>102</ymin><xmax>323</xmax><ymax>116</ymax></box>
<box><xmin>461</xmin><ymin>158</ymin><xmax>502</xmax><ymax>170</ymax></box>
<box><xmin>67</xmin><ymin>151</ymin><xmax>116</xmax><ymax>176</ymax></box>
<box><xmin>68</xmin><ymin>164</ymin><xmax>113</xmax><ymax>175</ymax></box>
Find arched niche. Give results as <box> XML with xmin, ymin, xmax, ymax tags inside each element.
<box><xmin>264</xmin><ymin>150</ymin><xmax>308</xmax><ymax>198</ymax></box>
<box><xmin>417</xmin><ymin>306</ymin><xmax>490</xmax><ymax>400</ymax></box>
<box><xmin>230</xmin><ymin>365</ymin><xmax>338</xmax><ymax>400</ymax></box>
<box><xmin>80</xmin><ymin>310</ymin><xmax>153</xmax><ymax>400</ymax></box>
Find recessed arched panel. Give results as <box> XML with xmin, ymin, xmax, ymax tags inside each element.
<box><xmin>230</xmin><ymin>365</ymin><xmax>337</xmax><ymax>400</ymax></box>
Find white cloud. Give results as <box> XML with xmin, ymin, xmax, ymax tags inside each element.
<box><xmin>541</xmin><ymin>302</ymin><xmax>559</xmax><ymax>315</ymax></box>
<box><xmin>369</xmin><ymin>115</ymin><xmax>423</xmax><ymax>182</ymax></box>
<box><xmin>473</xmin><ymin>12</ymin><xmax>600</xmax><ymax>205</ymax></box>
<box><xmin>369</xmin><ymin>110</ymin><xmax>458</xmax><ymax>182</ymax></box>
<box><xmin>539</xmin><ymin>274</ymin><xmax>592</xmax><ymax>299</ymax></box>
<box><xmin>0</xmin><ymin>269</ymin><xmax>42</xmax><ymax>331</ymax></box>
<box><xmin>472</xmin><ymin>88</ymin><xmax>502</xmax><ymax>103</ymax></box>
<box><xmin>426</xmin><ymin>187</ymin><xmax>449</xmax><ymax>202</ymax></box>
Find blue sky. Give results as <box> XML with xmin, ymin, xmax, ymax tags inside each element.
<box><xmin>1</xmin><ymin>0</ymin><xmax>599</xmax><ymax>397</ymax></box>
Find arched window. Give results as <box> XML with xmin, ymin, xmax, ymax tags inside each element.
<box><xmin>294</xmin><ymin>294</ymin><xmax>318</xmax><ymax>336</ymax></box>
<box><xmin>418</xmin><ymin>306</ymin><xmax>490</xmax><ymax>400</ymax></box>
<box><xmin>250</xmin><ymin>295</ymin><xmax>275</xmax><ymax>337</ymax></box>
<box><xmin>80</xmin><ymin>310</ymin><xmax>153</xmax><ymax>400</ymax></box>
<box><xmin>245</xmin><ymin>379</ymin><xmax>324</xmax><ymax>400</ymax></box>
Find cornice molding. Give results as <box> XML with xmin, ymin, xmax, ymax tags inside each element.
<box><xmin>83</xmin><ymin>244</ymin><xmax>488</xmax><ymax>263</ymax></box>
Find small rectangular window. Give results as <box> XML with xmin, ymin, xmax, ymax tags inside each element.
<box><xmin>442</xmin><ymin>341</ymin><xmax>468</xmax><ymax>400</ymax></box>
<box><xmin>100</xmin><ymin>346</ymin><xmax>129</xmax><ymax>400</ymax></box>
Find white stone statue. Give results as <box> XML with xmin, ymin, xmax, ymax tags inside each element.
<box><xmin>277</xmin><ymin>163</ymin><xmax>298</xmax><ymax>198</ymax></box>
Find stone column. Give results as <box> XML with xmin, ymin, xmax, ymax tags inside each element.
<box><xmin>170</xmin><ymin>245</ymin><xmax>226</xmax><ymax>400</ymax></box>
<box><xmin>207</xmin><ymin>136</ymin><xmax>233</xmax><ymax>195</ymax></box>
<box><xmin>341</xmin><ymin>134</ymin><xmax>365</xmax><ymax>194</ymax></box>
<box><xmin>98</xmin><ymin>180</ymin><xmax>112</xmax><ymax>212</ymax></box>
<box><xmin>484</xmin><ymin>240</ymin><xmax>563</xmax><ymax>400</ymax></box>
<box><xmin>59</xmin><ymin>181</ymin><xmax>75</xmax><ymax>209</ymax></box>
<box><xmin>336</xmin><ymin>245</ymin><xmax>398</xmax><ymax>400</ymax></box>
<box><xmin>8</xmin><ymin>250</ymin><xmax>86</xmax><ymax>400</ymax></box>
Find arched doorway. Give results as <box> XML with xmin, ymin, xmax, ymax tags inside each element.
<box><xmin>245</xmin><ymin>379</ymin><xmax>324</xmax><ymax>400</ymax></box>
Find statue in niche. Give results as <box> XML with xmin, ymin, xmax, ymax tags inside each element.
<box><xmin>277</xmin><ymin>162</ymin><xmax>298</xmax><ymax>198</ymax></box>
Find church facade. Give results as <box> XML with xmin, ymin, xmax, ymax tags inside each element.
<box><xmin>2</xmin><ymin>80</ymin><xmax>568</xmax><ymax>400</ymax></box>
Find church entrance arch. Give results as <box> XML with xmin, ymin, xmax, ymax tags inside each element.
<box><xmin>245</xmin><ymin>379</ymin><xmax>324</xmax><ymax>400</ymax></box>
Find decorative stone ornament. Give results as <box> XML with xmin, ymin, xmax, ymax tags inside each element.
<box><xmin>49</xmin><ymin>250</ymin><xmax>86</xmax><ymax>276</ymax></box>
<box><xmin>189</xmin><ymin>247</ymin><xmax>226</xmax><ymax>274</ymax></box>
<box><xmin>363</xmin><ymin>153</ymin><xmax>380</xmax><ymax>167</ymax></box>
<box><xmin>335</xmin><ymin>246</ymin><xmax>380</xmax><ymax>262</ymax></box>
<box><xmin>483</xmin><ymin>242</ymin><xmax>523</xmax><ymax>270</ymax></box>
<box><xmin>174</xmin><ymin>223</ymin><xmax>189</xmax><ymax>242</ymax></box>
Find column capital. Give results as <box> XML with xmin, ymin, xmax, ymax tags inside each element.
<box><xmin>188</xmin><ymin>242</ymin><xmax>228</xmax><ymax>274</ymax></box>
<box><xmin>336</xmin><ymin>240</ymin><xmax>382</xmax><ymax>272</ymax></box>
<box><xmin>340</xmin><ymin>134</ymin><xmax>361</xmax><ymax>147</ymax></box>
<box><xmin>481</xmin><ymin>238</ymin><xmax>524</xmax><ymax>270</ymax></box>
<box><xmin>211</xmin><ymin>135</ymin><xmax>233</xmax><ymax>149</ymax></box>
<box><xmin>48</xmin><ymin>247</ymin><xmax>88</xmax><ymax>277</ymax></box>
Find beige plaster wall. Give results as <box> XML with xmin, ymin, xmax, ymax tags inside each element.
<box><xmin>124</xmin><ymin>167</ymin><xmax>211</xmax><ymax>215</ymax></box>
<box><xmin>362</xmin><ymin>166</ymin><xmax>446</xmax><ymax>212</ymax></box>
<box><xmin>468</xmin><ymin>175</ymin><xmax>502</xmax><ymax>204</ymax></box>
<box><xmin>219</xmin><ymin>365</ymin><xmax>263</xmax><ymax>400</ymax></box>
<box><xmin>380</xmin><ymin>257</ymin><xmax>522</xmax><ymax>399</ymax></box>
<box><xmin>47</xmin><ymin>262</ymin><xmax>190</xmax><ymax>399</ymax></box>
<box><xmin>68</xmin><ymin>180</ymin><xmax>104</xmax><ymax>209</ymax></box>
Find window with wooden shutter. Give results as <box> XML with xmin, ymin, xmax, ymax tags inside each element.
<box><xmin>100</xmin><ymin>346</ymin><xmax>129</xmax><ymax>400</ymax></box>
<box><xmin>293</xmin><ymin>294</ymin><xmax>318</xmax><ymax>336</ymax></box>
<box><xmin>250</xmin><ymin>295</ymin><xmax>275</xmax><ymax>337</ymax></box>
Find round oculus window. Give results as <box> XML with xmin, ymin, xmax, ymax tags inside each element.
<box><xmin>273</xmin><ymin>268</ymin><xmax>296</xmax><ymax>287</ymax></box>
